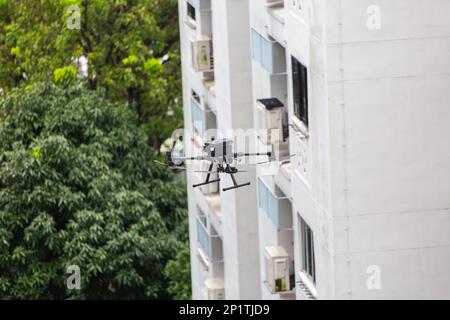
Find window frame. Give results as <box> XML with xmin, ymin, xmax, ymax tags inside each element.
<box><xmin>187</xmin><ymin>2</ymin><xmax>196</xmax><ymax>22</ymax></box>
<box><xmin>191</xmin><ymin>90</ymin><xmax>204</xmax><ymax>136</ymax></box>
<box><xmin>300</xmin><ymin>217</ymin><xmax>316</xmax><ymax>283</ymax></box>
<box><xmin>291</xmin><ymin>56</ymin><xmax>309</xmax><ymax>128</ymax></box>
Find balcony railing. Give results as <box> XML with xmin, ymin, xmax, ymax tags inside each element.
<box><xmin>196</xmin><ymin>218</ymin><xmax>223</xmax><ymax>262</ymax></box>
<box><xmin>191</xmin><ymin>97</ymin><xmax>217</xmax><ymax>143</ymax></box>
<box><xmin>251</xmin><ymin>29</ymin><xmax>286</xmax><ymax>75</ymax></box>
<box><xmin>258</xmin><ymin>175</ymin><xmax>292</xmax><ymax>230</ymax></box>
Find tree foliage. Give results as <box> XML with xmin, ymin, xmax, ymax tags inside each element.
<box><xmin>0</xmin><ymin>82</ymin><xmax>188</xmax><ymax>299</ymax></box>
<box><xmin>164</xmin><ymin>245</ymin><xmax>191</xmax><ymax>300</ymax></box>
<box><xmin>0</xmin><ymin>0</ymin><xmax>182</xmax><ymax>150</ymax></box>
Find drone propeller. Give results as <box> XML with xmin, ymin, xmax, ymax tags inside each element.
<box><xmin>154</xmin><ymin>160</ymin><xmax>186</xmax><ymax>170</ymax></box>
<box><xmin>256</xmin><ymin>154</ymin><xmax>297</xmax><ymax>165</ymax></box>
<box><xmin>193</xmin><ymin>170</ymin><xmax>248</xmax><ymax>174</ymax></box>
<box><xmin>255</xmin><ymin>160</ymin><xmax>272</xmax><ymax>165</ymax></box>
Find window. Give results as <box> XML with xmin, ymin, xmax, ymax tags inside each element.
<box><xmin>251</xmin><ymin>29</ymin><xmax>285</xmax><ymax>75</ymax></box>
<box><xmin>196</xmin><ymin>209</ymin><xmax>211</xmax><ymax>255</ymax></box>
<box><xmin>258</xmin><ymin>178</ymin><xmax>279</xmax><ymax>228</ymax></box>
<box><xmin>292</xmin><ymin>56</ymin><xmax>308</xmax><ymax>127</ymax></box>
<box><xmin>192</xmin><ymin>90</ymin><xmax>200</xmax><ymax>104</ymax></box>
<box><xmin>190</xmin><ymin>90</ymin><xmax>217</xmax><ymax>139</ymax></box>
<box><xmin>187</xmin><ymin>2</ymin><xmax>196</xmax><ymax>21</ymax></box>
<box><xmin>257</xmin><ymin>177</ymin><xmax>292</xmax><ymax>230</ymax></box>
<box><xmin>300</xmin><ymin>217</ymin><xmax>315</xmax><ymax>283</ymax></box>
<box><xmin>191</xmin><ymin>93</ymin><xmax>204</xmax><ymax>136</ymax></box>
<box><xmin>251</xmin><ymin>29</ymin><xmax>263</xmax><ymax>63</ymax></box>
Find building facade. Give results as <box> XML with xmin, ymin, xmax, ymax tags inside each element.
<box><xmin>178</xmin><ymin>0</ymin><xmax>450</xmax><ymax>300</ymax></box>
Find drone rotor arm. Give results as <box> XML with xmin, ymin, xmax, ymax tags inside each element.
<box><xmin>233</xmin><ymin>152</ymin><xmax>272</xmax><ymax>158</ymax></box>
<box><xmin>169</xmin><ymin>155</ymin><xmax>205</xmax><ymax>162</ymax></box>
<box><xmin>153</xmin><ymin>160</ymin><xmax>186</xmax><ymax>170</ymax></box>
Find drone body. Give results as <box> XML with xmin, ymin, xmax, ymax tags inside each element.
<box><xmin>160</xmin><ymin>138</ymin><xmax>272</xmax><ymax>192</ymax></box>
<box><xmin>202</xmin><ymin>139</ymin><xmax>234</xmax><ymax>164</ymax></box>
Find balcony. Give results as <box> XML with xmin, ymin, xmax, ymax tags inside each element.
<box><xmin>190</xmin><ymin>95</ymin><xmax>217</xmax><ymax>143</ymax></box>
<box><xmin>202</xmin><ymin>78</ymin><xmax>216</xmax><ymax>115</ymax></box>
<box><xmin>196</xmin><ymin>218</ymin><xmax>223</xmax><ymax>262</ymax></box>
<box><xmin>251</xmin><ymin>29</ymin><xmax>286</xmax><ymax>75</ymax></box>
<box><xmin>258</xmin><ymin>175</ymin><xmax>292</xmax><ymax>230</ymax></box>
<box><xmin>193</xmin><ymin>171</ymin><xmax>222</xmax><ymax>235</ymax></box>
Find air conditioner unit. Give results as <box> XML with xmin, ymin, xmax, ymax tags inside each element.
<box><xmin>271</xmin><ymin>141</ymin><xmax>290</xmax><ymax>161</ymax></box>
<box><xmin>204</xmin><ymin>278</ymin><xmax>225</xmax><ymax>300</ymax></box>
<box><xmin>265</xmin><ymin>246</ymin><xmax>290</xmax><ymax>293</ymax></box>
<box><xmin>191</xmin><ymin>39</ymin><xmax>214</xmax><ymax>72</ymax></box>
<box><xmin>257</xmin><ymin>98</ymin><xmax>284</xmax><ymax>145</ymax></box>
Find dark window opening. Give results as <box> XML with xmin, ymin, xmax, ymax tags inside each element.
<box><xmin>187</xmin><ymin>2</ymin><xmax>196</xmax><ymax>21</ymax></box>
<box><xmin>292</xmin><ymin>56</ymin><xmax>308</xmax><ymax>127</ymax></box>
<box><xmin>191</xmin><ymin>90</ymin><xmax>200</xmax><ymax>103</ymax></box>
<box><xmin>301</xmin><ymin>217</ymin><xmax>315</xmax><ymax>283</ymax></box>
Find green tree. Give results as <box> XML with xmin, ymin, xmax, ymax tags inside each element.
<box><xmin>164</xmin><ymin>245</ymin><xmax>191</xmax><ymax>300</ymax></box>
<box><xmin>0</xmin><ymin>82</ymin><xmax>188</xmax><ymax>299</ymax></box>
<box><xmin>0</xmin><ymin>0</ymin><xmax>182</xmax><ymax>150</ymax></box>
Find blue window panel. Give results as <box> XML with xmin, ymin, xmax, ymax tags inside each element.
<box><xmin>257</xmin><ymin>178</ymin><xmax>269</xmax><ymax>216</ymax></box>
<box><xmin>258</xmin><ymin>178</ymin><xmax>263</xmax><ymax>208</ymax></box>
<box><xmin>268</xmin><ymin>193</ymin><xmax>279</xmax><ymax>228</ymax></box>
<box><xmin>258</xmin><ymin>178</ymin><xmax>267</xmax><ymax>210</ymax></box>
<box><xmin>251</xmin><ymin>29</ymin><xmax>262</xmax><ymax>63</ymax></box>
<box><xmin>191</xmin><ymin>98</ymin><xmax>205</xmax><ymax>136</ymax></box>
<box><xmin>261</xmin><ymin>38</ymin><xmax>274</xmax><ymax>74</ymax></box>
<box><xmin>261</xmin><ymin>183</ymin><xmax>268</xmax><ymax>214</ymax></box>
<box><xmin>258</xmin><ymin>177</ymin><xmax>281</xmax><ymax>229</ymax></box>
<box><xmin>197</xmin><ymin>219</ymin><xmax>212</xmax><ymax>258</ymax></box>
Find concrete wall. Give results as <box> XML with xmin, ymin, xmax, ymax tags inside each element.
<box><xmin>181</xmin><ymin>0</ymin><xmax>262</xmax><ymax>300</ymax></box>
<box><xmin>282</xmin><ymin>0</ymin><xmax>336</xmax><ymax>299</ymax></box>
<box><xmin>181</xmin><ymin>0</ymin><xmax>450</xmax><ymax>300</ymax></box>
<box><xmin>327</xmin><ymin>0</ymin><xmax>450</xmax><ymax>299</ymax></box>
<box><xmin>212</xmin><ymin>0</ymin><xmax>261</xmax><ymax>299</ymax></box>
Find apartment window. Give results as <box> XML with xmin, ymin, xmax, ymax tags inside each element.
<box><xmin>187</xmin><ymin>2</ymin><xmax>196</xmax><ymax>21</ymax></box>
<box><xmin>190</xmin><ymin>90</ymin><xmax>217</xmax><ymax>140</ymax></box>
<box><xmin>196</xmin><ymin>209</ymin><xmax>209</xmax><ymax>252</ymax></box>
<box><xmin>292</xmin><ymin>56</ymin><xmax>308</xmax><ymax>127</ymax></box>
<box><xmin>251</xmin><ymin>29</ymin><xmax>285</xmax><ymax>75</ymax></box>
<box><xmin>257</xmin><ymin>177</ymin><xmax>292</xmax><ymax>230</ymax></box>
<box><xmin>300</xmin><ymin>217</ymin><xmax>315</xmax><ymax>283</ymax></box>
<box><xmin>192</xmin><ymin>90</ymin><xmax>200</xmax><ymax>103</ymax></box>
<box><xmin>191</xmin><ymin>95</ymin><xmax>204</xmax><ymax>136</ymax></box>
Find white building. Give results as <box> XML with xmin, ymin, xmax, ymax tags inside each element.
<box><xmin>178</xmin><ymin>0</ymin><xmax>450</xmax><ymax>300</ymax></box>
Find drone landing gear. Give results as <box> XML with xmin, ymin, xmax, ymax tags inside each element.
<box><xmin>193</xmin><ymin>179</ymin><xmax>221</xmax><ymax>188</ymax></box>
<box><xmin>192</xmin><ymin>163</ymin><xmax>221</xmax><ymax>188</ymax></box>
<box><xmin>222</xmin><ymin>165</ymin><xmax>251</xmax><ymax>192</ymax></box>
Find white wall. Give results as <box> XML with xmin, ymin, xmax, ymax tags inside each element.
<box><xmin>327</xmin><ymin>0</ymin><xmax>450</xmax><ymax>299</ymax></box>
<box><xmin>212</xmin><ymin>0</ymin><xmax>261</xmax><ymax>299</ymax></box>
<box><xmin>282</xmin><ymin>0</ymin><xmax>336</xmax><ymax>300</ymax></box>
<box><xmin>182</xmin><ymin>0</ymin><xmax>450</xmax><ymax>300</ymax></box>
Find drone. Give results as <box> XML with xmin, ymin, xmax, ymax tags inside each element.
<box><xmin>156</xmin><ymin>138</ymin><xmax>273</xmax><ymax>191</ymax></box>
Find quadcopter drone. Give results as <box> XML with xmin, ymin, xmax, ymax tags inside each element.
<box><xmin>156</xmin><ymin>138</ymin><xmax>273</xmax><ymax>191</ymax></box>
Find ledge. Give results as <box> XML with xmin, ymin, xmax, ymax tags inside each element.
<box><xmin>196</xmin><ymin>247</ymin><xmax>210</xmax><ymax>269</ymax></box>
<box><xmin>290</xmin><ymin>117</ymin><xmax>309</xmax><ymax>141</ymax></box>
<box><xmin>297</xmin><ymin>271</ymin><xmax>317</xmax><ymax>300</ymax></box>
